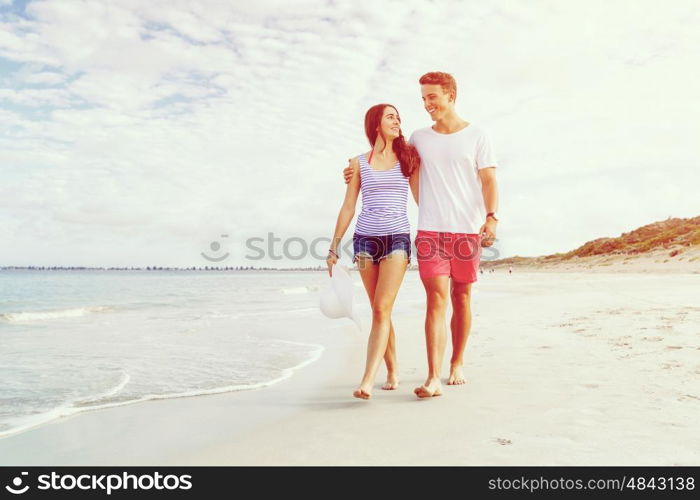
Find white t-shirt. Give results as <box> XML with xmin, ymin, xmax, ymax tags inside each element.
<box><xmin>409</xmin><ymin>123</ymin><xmax>497</xmax><ymax>233</ymax></box>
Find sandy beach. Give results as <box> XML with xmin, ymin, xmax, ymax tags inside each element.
<box><xmin>1</xmin><ymin>270</ymin><xmax>698</xmax><ymax>466</ymax></box>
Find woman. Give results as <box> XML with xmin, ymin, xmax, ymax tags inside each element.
<box><xmin>326</xmin><ymin>104</ymin><xmax>420</xmax><ymax>400</ymax></box>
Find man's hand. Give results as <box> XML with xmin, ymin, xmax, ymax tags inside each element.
<box><xmin>343</xmin><ymin>158</ymin><xmax>354</xmax><ymax>184</ymax></box>
<box><xmin>479</xmin><ymin>218</ymin><xmax>497</xmax><ymax>247</ymax></box>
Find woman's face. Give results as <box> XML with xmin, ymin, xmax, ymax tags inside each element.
<box><xmin>378</xmin><ymin>106</ymin><xmax>401</xmax><ymax>140</ymax></box>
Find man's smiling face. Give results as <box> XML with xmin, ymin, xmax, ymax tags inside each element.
<box><xmin>421</xmin><ymin>83</ymin><xmax>454</xmax><ymax>122</ymax></box>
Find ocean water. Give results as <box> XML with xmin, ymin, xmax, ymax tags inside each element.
<box><xmin>0</xmin><ymin>270</ymin><xmax>355</xmax><ymax>438</ymax></box>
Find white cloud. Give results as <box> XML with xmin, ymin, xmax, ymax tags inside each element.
<box><xmin>19</xmin><ymin>69</ymin><xmax>65</xmax><ymax>84</ymax></box>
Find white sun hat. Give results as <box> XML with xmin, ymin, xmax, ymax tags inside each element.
<box><xmin>319</xmin><ymin>264</ymin><xmax>361</xmax><ymax>329</ymax></box>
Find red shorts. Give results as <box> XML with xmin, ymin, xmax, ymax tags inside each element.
<box><xmin>416</xmin><ymin>230</ymin><xmax>482</xmax><ymax>284</ymax></box>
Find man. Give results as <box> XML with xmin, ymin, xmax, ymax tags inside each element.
<box><xmin>344</xmin><ymin>71</ymin><xmax>499</xmax><ymax>398</ymax></box>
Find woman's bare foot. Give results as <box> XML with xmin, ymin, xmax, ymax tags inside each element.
<box><xmin>353</xmin><ymin>382</ymin><xmax>372</xmax><ymax>400</ymax></box>
<box><xmin>447</xmin><ymin>364</ymin><xmax>466</xmax><ymax>385</ymax></box>
<box><xmin>353</xmin><ymin>389</ymin><xmax>371</xmax><ymax>399</ymax></box>
<box><xmin>381</xmin><ymin>374</ymin><xmax>399</xmax><ymax>390</ymax></box>
<box><xmin>413</xmin><ymin>377</ymin><xmax>442</xmax><ymax>398</ymax></box>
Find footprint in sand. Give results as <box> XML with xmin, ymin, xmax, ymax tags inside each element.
<box><xmin>495</xmin><ymin>438</ymin><xmax>512</xmax><ymax>446</ymax></box>
<box><xmin>662</xmin><ymin>362</ymin><xmax>683</xmax><ymax>370</ymax></box>
<box><xmin>613</xmin><ymin>340</ymin><xmax>632</xmax><ymax>348</ymax></box>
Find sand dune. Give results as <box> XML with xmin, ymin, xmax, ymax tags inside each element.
<box><xmin>483</xmin><ymin>215</ymin><xmax>700</xmax><ymax>275</ymax></box>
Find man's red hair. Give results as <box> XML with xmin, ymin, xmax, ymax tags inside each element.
<box><xmin>419</xmin><ymin>72</ymin><xmax>457</xmax><ymax>102</ymax></box>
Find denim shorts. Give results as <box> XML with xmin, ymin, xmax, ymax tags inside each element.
<box><xmin>352</xmin><ymin>233</ymin><xmax>412</xmax><ymax>265</ymax></box>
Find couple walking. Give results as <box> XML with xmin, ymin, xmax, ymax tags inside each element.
<box><xmin>327</xmin><ymin>71</ymin><xmax>499</xmax><ymax>400</ymax></box>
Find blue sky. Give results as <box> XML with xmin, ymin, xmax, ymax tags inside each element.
<box><xmin>1</xmin><ymin>0</ymin><xmax>699</xmax><ymax>267</ymax></box>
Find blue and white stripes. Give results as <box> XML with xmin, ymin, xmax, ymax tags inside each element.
<box><xmin>354</xmin><ymin>153</ymin><xmax>410</xmax><ymax>236</ymax></box>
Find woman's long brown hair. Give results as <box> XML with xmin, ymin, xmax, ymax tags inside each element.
<box><xmin>364</xmin><ymin>104</ymin><xmax>420</xmax><ymax>178</ymax></box>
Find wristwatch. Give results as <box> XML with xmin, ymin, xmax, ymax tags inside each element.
<box><xmin>486</xmin><ymin>212</ymin><xmax>499</xmax><ymax>221</ymax></box>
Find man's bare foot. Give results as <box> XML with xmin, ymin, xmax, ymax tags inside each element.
<box><xmin>413</xmin><ymin>378</ymin><xmax>442</xmax><ymax>398</ymax></box>
<box><xmin>381</xmin><ymin>375</ymin><xmax>399</xmax><ymax>390</ymax></box>
<box><xmin>447</xmin><ymin>364</ymin><xmax>466</xmax><ymax>385</ymax></box>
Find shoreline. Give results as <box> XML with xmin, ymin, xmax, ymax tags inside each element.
<box><xmin>0</xmin><ymin>321</ymin><xmax>362</xmax><ymax>465</ymax></box>
<box><xmin>0</xmin><ymin>341</ymin><xmax>326</xmax><ymax>442</ymax></box>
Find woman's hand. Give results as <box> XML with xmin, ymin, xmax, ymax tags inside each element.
<box><xmin>326</xmin><ymin>250</ymin><xmax>338</xmax><ymax>277</ymax></box>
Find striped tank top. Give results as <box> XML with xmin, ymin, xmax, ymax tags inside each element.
<box><xmin>354</xmin><ymin>153</ymin><xmax>410</xmax><ymax>235</ymax></box>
